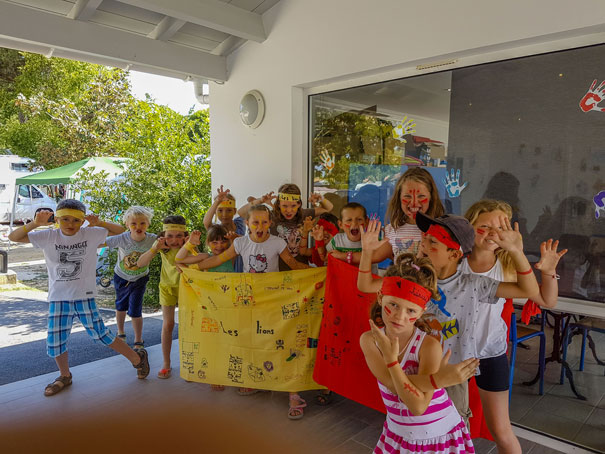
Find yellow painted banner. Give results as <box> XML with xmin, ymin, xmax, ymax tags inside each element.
<box><xmin>178</xmin><ymin>267</ymin><xmax>327</xmax><ymax>391</ymax></box>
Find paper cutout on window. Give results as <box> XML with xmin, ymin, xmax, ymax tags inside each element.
<box><xmin>319</xmin><ymin>149</ymin><xmax>335</xmax><ymax>173</ymax></box>
<box><xmin>443</xmin><ymin>169</ymin><xmax>468</xmax><ymax>198</ymax></box>
<box><xmin>392</xmin><ymin>116</ymin><xmax>416</xmax><ymax>143</ymax></box>
<box><xmin>594</xmin><ymin>190</ymin><xmax>605</xmax><ymax>219</ymax></box>
<box><xmin>579</xmin><ymin>80</ymin><xmax>605</xmax><ymax>112</ymax></box>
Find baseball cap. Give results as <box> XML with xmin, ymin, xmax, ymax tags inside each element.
<box><xmin>416</xmin><ymin>212</ymin><xmax>475</xmax><ymax>255</ymax></box>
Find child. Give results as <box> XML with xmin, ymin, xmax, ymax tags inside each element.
<box><xmin>462</xmin><ymin>199</ymin><xmax>567</xmax><ymax>453</ymax></box>
<box><xmin>309</xmin><ymin>213</ymin><xmax>339</xmax><ymax>266</ymax></box>
<box><xmin>8</xmin><ymin>200</ymin><xmax>150</xmax><ymax>396</ymax></box>
<box><xmin>195</xmin><ymin>205</ymin><xmax>309</xmax><ymax>418</ymax></box>
<box><xmin>359</xmin><ymin>253</ymin><xmax>476</xmax><ymax>454</ymax></box>
<box><xmin>372</xmin><ymin>167</ymin><xmax>445</xmax><ymax>264</ymax></box>
<box><xmin>137</xmin><ymin>215</ymin><xmax>188</xmax><ymax>379</ymax></box>
<box><xmin>203</xmin><ymin>185</ymin><xmax>245</xmax><ymax>272</ymax></box>
<box><xmin>105</xmin><ymin>206</ymin><xmax>156</xmax><ymax>350</ymax></box>
<box><xmin>239</xmin><ymin>184</ymin><xmax>334</xmax><ymax>270</ymax></box>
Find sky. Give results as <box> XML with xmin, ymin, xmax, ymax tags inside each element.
<box><xmin>128</xmin><ymin>71</ymin><xmax>208</xmax><ymax>115</ymax></box>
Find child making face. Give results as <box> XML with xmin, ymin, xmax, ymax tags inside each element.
<box><xmin>176</xmin><ymin>225</ymin><xmax>234</xmax><ymax>273</ymax></box>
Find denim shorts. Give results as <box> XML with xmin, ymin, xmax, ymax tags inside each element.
<box><xmin>114</xmin><ymin>274</ymin><xmax>149</xmax><ymax>317</ymax></box>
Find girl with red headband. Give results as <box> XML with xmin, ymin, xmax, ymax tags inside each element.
<box><xmin>358</xmin><ymin>244</ymin><xmax>477</xmax><ymax>453</ymax></box>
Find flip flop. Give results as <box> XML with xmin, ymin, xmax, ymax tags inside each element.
<box><xmin>157</xmin><ymin>368</ymin><xmax>172</xmax><ymax>379</ymax></box>
<box><xmin>288</xmin><ymin>394</ymin><xmax>307</xmax><ymax>420</ymax></box>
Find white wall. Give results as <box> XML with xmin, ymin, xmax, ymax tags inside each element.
<box><xmin>209</xmin><ymin>0</ymin><xmax>605</xmax><ymax>205</ymax></box>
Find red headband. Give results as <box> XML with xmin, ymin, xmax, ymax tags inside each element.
<box><xmin>317</xmin><ymin>219</ymin><xmax>339</xmax><ymax>237</ymax></box>
<box><xmin>426</xmin><ymin>224</ymin><xmax>461</xmax><ymax>251</ymax></box>
<box><xmin>381</xmin><ymin>276</ymin><xmax>432</xmax><ymax>309</ymax></box>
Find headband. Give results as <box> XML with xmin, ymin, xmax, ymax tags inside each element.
<box><xmin>163</xmin><ymin>223</ymin><xmax>187</xmax><ymax>232</ymax></box>
<box><xmin>426</xmin><ymin>224</ymin><xmax>461</xmax><ymax>251</ymax></box>
<box><xmin>56</xmin><ymin>209</ymin><xmax>85</xmax><ymax>220</ymax></box>
<box><xmin>278</xmin><ymin>192</ymin><xmax>301</xmax><ymax>202</ymax></box>
<box><xmin>381</xmin><ymin>276</ymin><xmax>432</xmax><ymax>309</ymax></box>
<box><xmin>317</xmin><ymin>219</ymin><xmax>339</xmax><ymax>237</ymax></box>
<box><xmin>218</xmin><ymin>200</ymin><xmax>236</xmax><ymax>209</ymax></box>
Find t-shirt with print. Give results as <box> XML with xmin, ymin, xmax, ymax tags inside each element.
<box><xmin>29</xmin><ymin>227</ymin><xmax>107</xmax><ymax>301</ymax></box>
<box><xmin>106</xmin><ymin>231</ymin><xmax>157</xmax><ymax>282</ymax></box>
<box><xmin>270</xmin><ymin>208</ymin><xmax>315</xmax><ymax>271</ymax></box>
<box><xmin>422</xmin><ymin>269</ymin><xmax>500</xmax><ymax>364</ymax></box>
<box><xmin>326</xmin><ymin>233</ymin><xmax>378</xmax><ymax>274</ymax></box>
<box><xmin>233</xmin><ymin>234</ymin><xmax>286</xmax><ymax>273</ymax></box>
<box><xmin>459</xmin><ymin>258</ymin><xmax>508</xmax><ymax>359</ymax></box>
<box><xmin>384</xmin><ymin>223</ymin><xmax>423</xmax><ymax>258</ymax></box>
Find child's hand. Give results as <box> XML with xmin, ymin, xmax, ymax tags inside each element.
<box><xmin>85</xmin><ymin>214</ymin><xmax>101</xmax><ymax>226</ymax></box>
<box><xmin>434</xmin><ymin>350</ymin><xmax>480</xmax><ymax>388</ymax></box>
<box><xmin>156</xmin><ymin>237</ymin><xmax>169</xmax><ymax>250</ymax></box>
<box><xmin>175</xmin><ymin>264</ymin><xmax>184</xmax><ymax>273</ymax></box>
<box><xmin>34</xmin><ymin>209</ymin><xmax>54</xmax><ymax>226</ymax></box>
<box><xmin>534</xmin><ymin>239</ymin><xmax>568</xmax><ymax>274</ymax></box>
<box><xmin>328</xmin><ymin>250</ymin><xmax>346</xmax><ymax>261</ymax></box>
<box><xmin>225</xmin><ymin>231</ymin><xmax>241</xmax><ymax>241</ymax></box>
<box><xmin>361</xmin><ymin>220</ymin><xmax>389</xmax><ymax>252</ymax></box>
<box><xmin>216</xmin><ymin>185</ymin><xmax>230</xmax><ymax>202</ymax></box>
<box><xmin>311</xmin><ymin>225</ymin><xmax>325</xmax><ymax>241</ymax></box>
<box><xmin>189</xmin><ymin>230</ymin><xmax>202</xmax><ymax>245</ymax></box>
<box><xmin>369</xmin><ymin>319</ymin><xmax>399</xmax><ymax>364</ymax></box>
<box><xmin>259</xmin><ymin>191</ymin><xmax>276</xmax><ymax>205</ymax></box>
<box><xmin>308</xmin><ymin>193</ymin><xmax>322</xmax><ymax>206</ymax></box>
<box><xmin>303</xmin><ymin>216</ymin><xmax>315</xmax><ymax>234</ymax></box>
<box><xmin>492</xmin><ymin>216</ymin><xmax>523</xmax><ymax>253</ymax></box>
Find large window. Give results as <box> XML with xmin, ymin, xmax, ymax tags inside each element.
<box><xmin>310</xmin><ymin>44</ymin><xmax>605</xmax><ymax>450</ymax></box>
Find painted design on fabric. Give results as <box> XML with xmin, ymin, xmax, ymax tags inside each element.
<box><xmin>593</xmin><ymin>190</ymin><xmax>605</xmax><ymax>219</ymax></box>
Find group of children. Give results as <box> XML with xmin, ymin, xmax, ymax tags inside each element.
<box><xmin>9</xmin><ymin>168</ymin><xmax>568</xmax><ymax>454</ymax></box>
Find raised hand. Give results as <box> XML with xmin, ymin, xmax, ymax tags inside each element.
<box><xmin>155</xmin><ymin>237</ymin><xmax>169</xmax><ymax>251</ymax></box>
<box><xmin>434</xmin><ymin>350</ymin><xmax>480</xmax><ymax>388</ymax></box>
<box><xmin>534</xmin><ymin>239</ymin><xmax>568</xmax><ymax>274</ymax></box>
<box><xmin>311</xmin><ymin>224</ymin><xmax>325</xmax><ymax>241</ymax></box>
<box><xmin>84</xmin><ymin>214</ymin><xmax>101</xmax><ymax>226</ymax></box>
<box><xmin>225</xmin><ymin>231</ymin><xmax>241</xmax><ymax>241</ymax></box>
<box><xmin>492</xmin><ymin>215</ymin><xmax>523</xmax><ymax>253</ymax></box>
<box><xmin>579</xmin><ymin>79</ymin><xmax>605</xmax><ymax>112</ymax></box>
<box><xmin>308</xmin><ymin>193</ymin><xmax>323</xmax><ymax>206</ymax></box>
<box><xmin>443</xmin><ymin>169</ymin><xmax>468</xmax><ymax>198</ymax></box>
<box><xmin>369</xmin><ymin>319</ymin><xmax>399</xmax><ymax>364</ymax></box>
<box><xmin>392</xmin><ymin>116</ymin><xmax>416</xmax><ymax>143</ymax></box>
<box><xmin>34</xmin><ymin>209</ymin><xmax>54</xmax><ymax>226</ymax></box>
<box><xmin>216</xmin><ymin>185</ymin><xmax>230</xmax><ymax>202</ymax></box>
<box><xmin>189</xmin><ymin>230</ymin><xmax>202</xmax><ymax>245</ymax></box>
<box><xmin>319</xmin><ymin>149</ymin><xmax>335</xmax><ymax>172</ymax></box>
<box><xmin>259</xmin><ymin>191</ymin><xmax>276</xmax><ymax>205</ymax></box>
<box><xmin>303</xmin><ymin>216</ymin><xmax>315</xmax><ymax>234</ymax></box>
<box><xmin>361</xmin><ymin>219</ymin><xmax>389</xmax><ymax>252</ymax></box>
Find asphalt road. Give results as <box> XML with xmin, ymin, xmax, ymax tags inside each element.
<box><xmin>0</xmin><ymin>293</ymin><xmax>177</xmax><ymax>385</ymax></box>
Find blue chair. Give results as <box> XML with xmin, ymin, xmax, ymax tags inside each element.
<box><xmin>508</xmin><ymin>311</ymin><xmax>546</xmax><ymax>401</ymax></box>
<box><xmin>561</xmin><ymin>316</ymin><xmax>605</xmax><ymax>384</ymax></box>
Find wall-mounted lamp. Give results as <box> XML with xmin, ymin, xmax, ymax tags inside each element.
<box><xmin>240</xmin><ymin>90</ymin><xmax>265</xmax><ymax>129</ymax></box>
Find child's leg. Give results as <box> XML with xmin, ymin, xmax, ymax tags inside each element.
<box><xmin>114</xmin><ymin>274</ymin><xmax>131</xmax><ymax>337</ymax></box>
<box><xmin>47</xmin><ymin>301</ymin><xmax>75</xmax><ymax>376</ymax></box>
<box><xmin>54</xmin><ymin>351</ymin><xmax>70</xmax><ymax>376</ymax></box>
<box><xmin>478</xmin><ymin>389</ymin><xmax>521</xmax><ymax>454</ymax></box>
<box><xmin>116</xmin><ymin>311</ymin><xmax>128</xmax><ymax>336</ymax></box>
<box><xmin>128</xmin><ymin>275</ymin><xmax>149</xmax><ymax>345</ymax></box>
<box><xmin>161</xmin><ymin>305</ymin><xmax>176</xmax><ymax>371</ymax></box>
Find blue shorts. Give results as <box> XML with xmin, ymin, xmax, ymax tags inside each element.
<box><xmin>114</xmin><ymin>274</ymin><xmax>149</xmax><ymax>318</ymax></box>
<box><xmin>476</xmin><ymin>353</ymin><xmax>510</xmax><ymax>392</ymax></box>
<box><xmin>47</xmin><ymin>299</ymin><xmax>115</xmax><ymax>358</ymax></box>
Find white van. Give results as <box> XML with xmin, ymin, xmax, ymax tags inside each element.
<box><xmin>0</xmin><ymin>154</ymin><xmax>56</xmax><ymax>223</ymax></box>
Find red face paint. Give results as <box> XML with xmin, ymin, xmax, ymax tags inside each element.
<box><xmin>476</xmin><ymin>228</ymin><xmax>486</xmax><ymax>235</ymax></box>
<box><xmin>409</xmin><ymin>317</ymin><xmax>417</xmax><ymax>322</ymax></box>
<box><xmin>403</xmin><ymin>383</ymin><xmax>420</xmax><ymax>397</ymax></box>
<box><xmin>383</xmin><ymin>306</ymin><xmax>392</xmax><ymax>315</ymax></box>
<box><xmin>344</xmin><ymin>223</ymin><xmax>351</xmax><ymax>229</ymax></box>
<box><xmin>430</xmin><ymin>247</ymin><xmax>438</xmax><ymax>252</ymax></box>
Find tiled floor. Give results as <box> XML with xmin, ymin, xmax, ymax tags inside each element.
<box><xmin>510</xmin><ymin>317</ymin><xmax>605</xmax><ymax>453</ymax></box>
<box><xmin>0</xmin><ymin>340</ymin><xmax>577</xmax><ymax>454</ymax></box>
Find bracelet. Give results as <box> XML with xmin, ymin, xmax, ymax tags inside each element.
<box><xmin>184</xmin><ymin>241</ymin><xmax>198</xmax><ymax>255</ymax></box>
<box><xmin>541</xmin><ymin>272</ymin><xmax>560</xmax><ymax>280</ymax></box>
<box><xmin>516</xmin><ymin>268</ymin><xmax>533</xmax><ymax>275</ymax></box>
<box><xmin>386</xmin><ymin>361</ymin><xmax>399</xmax><ymax>368</ymax></box>
<box><xmin>22</xmin><ymin>224</ymin><xmax>33</xmax><ymax>233</ymax></box>
<box><xmin>429</xmin><ymin>374</ymin><xmax>439</xmax><ymax>389</ymax></box>
<box><xmin>358</xmin><ymin>269</ymin><xmax>371</xmax><ymax>274</ymax></box>
<box><xmin>315</xmin><ymin>240</ymin><xmax>325</xmax><ymax>248</ymax></box>
<box><xmin>218</xmin><ymin>251</ymin><xmax>229</xmax><ymax>263</ymax></box>
<box><xmin>346</xmin><ymin>251</ymin><xmax>353</xmax><ymax>264</ymax></box>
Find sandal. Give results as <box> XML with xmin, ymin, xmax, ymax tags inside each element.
<box><xmin>44</xmin><ymin>373</ymin><xmax>72</xmax><ymax>396</ymax></box>
<box><xmin>133</xmin><ymin>348</ymin><xmax>150</xmax><ymax>379</ymax></box>
<box><xmin>133</xmin><ymin>341</ymin><xmax>145</xmax><ymax>350</ymax></box>
<box><xmin>237</xmin><ymin>387</ymin><xmax>260</xmax><ymax>396</ymax></box>
<box><xmin>315</xmin><ymin>390</ymin><xmax>333</xmax><ymax>406</ymax></box>
<box><xmin>288</xmin><ymin>393</ymin><xmax>307</xmax><ymax>420</ymax></box>
<box><xmin>211</xmin><ymin>384</ymin><xmax>226</xmax><ymax>391</ymax></box>
<box><xmin>157</xmin><ymin>368</ymin><xmax>172</xmax><ymax>379</ymax></box>
<box><xmin>117</xmin><ymin>334</ymin><xmax>127</xmax><ymax>341</ymax></box>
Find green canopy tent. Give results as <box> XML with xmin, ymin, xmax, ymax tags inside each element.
<box><xmin>10</xmin><ymin>157</ymin><xmax>127</xmax><ymax>227</ymax></box>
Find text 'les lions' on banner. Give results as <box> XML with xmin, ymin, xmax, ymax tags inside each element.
<box><xmin>313</xmin><ymin>256</ymin><xmax>385</xmax><ymax>413</ymax></box>
<box><xmin>178</xmin><ymin>267</ymin><xmax>327</xmax><ymax>392</ymax></box>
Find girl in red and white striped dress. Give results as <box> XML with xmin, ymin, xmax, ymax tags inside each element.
<box><xmin>359</xmin><ymin>247</ymin><xmax>476</xmax><ymax>454</ymax></box>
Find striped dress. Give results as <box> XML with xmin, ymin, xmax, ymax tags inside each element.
<box><xmin>375</xmin><ymin>328</ymin><xmax>475</xmax><ymax>454</ymax></box>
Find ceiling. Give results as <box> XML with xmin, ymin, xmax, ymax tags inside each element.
<box><xmin>0</xmin><ymin>0</ymin><xmax>281</xmax><ymax>82</ymax></box>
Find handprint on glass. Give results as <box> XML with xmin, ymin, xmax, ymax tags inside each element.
<box><xmin>579</xmin><ymin>79</ymin><xmax>605</xmax><ymax>113</ymax></box>
<box><xmin>443</xmin><ymin>169</ymin><xmax>468</xmax><ymax>198</ymax></box>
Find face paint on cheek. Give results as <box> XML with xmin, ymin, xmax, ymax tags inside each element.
<box><xmin>476</xmin><ymin>228</ymin><xmax>486</xmax><ymax>235</ymax></box>
<box><xmin>430</xmin><ymin>247</ymin><xmax>438</xmax><ymax>253</ymax></box>
<box><xmin>250</xmin><ymin>224</ymin><xmax>258</xmax><ymax>230</ymax></box>
<box><xmin>344</xmin><ymin>224</ymin><xmax>351</xmax><ymax>229</ymax></box>
<box><xmin>409</xmin><ymin>317</ymin><xmax>418</xmax><ymax>322</ymax></box>
<box><xmin>383</xmin><ymin>306</ymin><xmax>392</xmax><ymax>315</ymax></box>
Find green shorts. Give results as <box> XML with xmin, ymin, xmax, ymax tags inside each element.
<box><xmin>159</xmin><ymin>284</ymin><xmax>179</xmax><ymax>307</ymax></box>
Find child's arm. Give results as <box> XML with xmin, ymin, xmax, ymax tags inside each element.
<box><xmin>203</xmin><ymin>185</ymin><xmax>231</xmax><ymax>229</ymax></box>
<box><xmin>280</xmin><ymin>248</ymin><xmax>310</xmax><ymax>270</ymax></box>
<box><xmin>175</xmin><ymin>231</ymin><xmax>211</xmax><ymax>264</ymax></box>
<box><xmin>308</xmin><ymin>193</ymin><xmax>333</xmax><ymax>215</ymax></box>
<box><xmin>525</xmin><ymin>239</ymin><xmax>567</xmax><ymax>308</ymax></box>
<box><xmin>312</xmin><ymin>225</ymin><xmax>328</xmax><ymax>263</ymax></box>
<box><xmin>8</xmin><ymin>210</ymin><xmax>53</xmax><ymax>243</ymax></box>
<box><xmin>405</xmin><ymin>349</ymin><xmax>479</xmax><ymax>393</ymax></box>
<box><xmin>492</xmin><ymin>216</ymin><xmax>540</xmax><ymax>299</ymax></box>
<box><xmin>357</xmin><ymin>220</ymin><xmax>388</xmax><ymax>293</ymax></box>
<box><xmin>298</xmin><ymin>216</ymin><xmax>315</xmax><ymax>257</ymax></box>
<box><xmin>237</xmin><ymin>192</ymin><xmax>275</xmax><ymax>218</ymax></box>
<box><xmin>85</xmin><ymin>214</ymin><xmax>125</xmax><ymax>236</ymax></box>
<box><xmin>196</xmin><ymin>244</ymin><xmax>237</xmax><ymax>270</ymax></box>
<box><xmin>137</xmin><ymin>237</ymin><xmax>167</xmax><ymax>268</ymax></box>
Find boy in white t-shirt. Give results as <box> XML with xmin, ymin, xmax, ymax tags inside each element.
<box><xmin>8</xmin><ymin>199</ymin><xmax>150</xmax><ymax>396</ymax></box>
